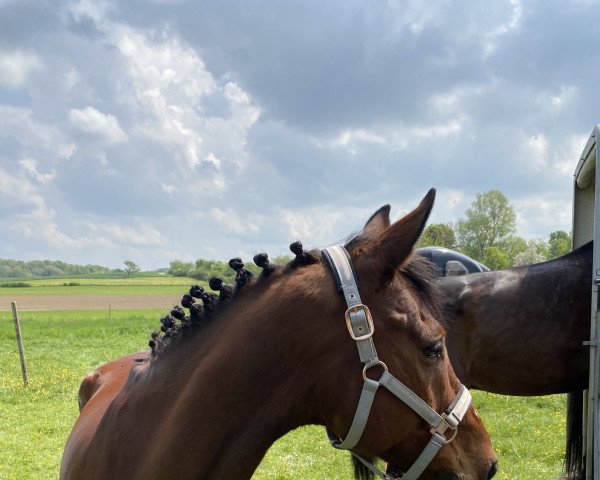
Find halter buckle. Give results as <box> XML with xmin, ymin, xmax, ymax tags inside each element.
<box><xmin>430</xmin><ymin>413</ymin><xmax>459</xmax><ymax>444</ymax></box>
<box><xmin>345</xmin><ymin>304</ymin><xmax>375</xmax><ymax>340</ymax></box>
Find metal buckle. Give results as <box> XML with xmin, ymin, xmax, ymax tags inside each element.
<box><xmin>345</xmin><ymin>304</ymin><xmax>374</xmax><ymax>340</ymax></box>
<box><xmin>362</xmin><ymin>360</ymin><xmax>388</xmax><ymax>381</ymax></box>
<box><xmin>430</xmin><ymin>413</ymin><xmax>459</xmax><ymax>444</ymax></box>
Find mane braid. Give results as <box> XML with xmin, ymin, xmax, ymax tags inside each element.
<box><xmin>289</xmin><ymin>241</ymin><xmax>320</xmax><ymax>268</ymax></box>
<box><xmin>148</xmin><ymin>245</ymin><xmax>320</xmax><ymax>358</ymax></box>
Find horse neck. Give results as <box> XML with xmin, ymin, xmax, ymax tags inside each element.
<box><xmin>104</xmin><ymin>293</ymin><xmax>327</xmax><ymax>479</ymax></box>
<box><xmin>440</xmin><ymin>244</ymin><xmax>591</xmax><ymax>395</ymax></box>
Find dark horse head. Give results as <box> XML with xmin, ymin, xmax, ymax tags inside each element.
<box><xmin>61</xmin><ymin>189</ymin><xmax>497</xmax><ymax>480</ymax></box>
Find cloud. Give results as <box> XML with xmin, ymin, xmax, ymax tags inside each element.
<box><xmin>66</xmin><ymin>0</ymin><xmax>113</xmax><ymax>24</ymax></box>
<box><xmin>322</xmin><ymin>118</ymin><xmax>464</xmax><ymax>156</ymax></box>
<box><xmin>280</xmin><ymin>205</ymin><xmax>377</xmax><ymax>247</ymax></box>
<box><xmin>0</xmin><ymin>105</ymin><xmax>75</xmax><ymax>160</ymax></box>
<box><xmin>85</xmin><ymin>221</ymin><xmax>167</xmax><ymax>247</ymax></box>
<box><xmin>19</xmin><ymin>158</ymin><xmax>56</xmax><ymax>184</ymax></box>
<box><xmin>328</xmin><ymin>129</ymin><xmax>388</xmax><ymax>155</ymax></box>
<box><xmin>520</xmin><ymin>134</ymin><xmax>548</xmax><ymax>172</ymax></box>
<box><xmin>0</xmin><ymin>49</ymin><xmax>40</xmax><ymax>88</ymax></box>
<box><xmin>513</xmin><ymin>194</ymin><xmax>573</xmax><ymax>239</ymax></box>
<box><xmin>0</xmin><ymin>165</ymin><xmax>45</xmax><ymax>215</ymax></box>
<box><xmin>0</xmin><ymin>168</ymin><xmax>81</xmax><ymax>250</ymax></box>
<box><xmin>68</xmin><ymin>106</ymin><xmax>126</xmax><ymax>143</ymax></box>
<box><xmin>480</xmin><ymin>0</ymin><xmax>523</xmax><ymax>56</ymax></box>
<box><xmin>209</xmin><ymin>207</ymin><xmax>260</xmax><ymax>236</ymax></box>
<box><xmin>1</xmin><ymin>0</ymin><xmax>600</xmax><ymax>269</ymax></box>
<box><xmin>111</xmin><ymin>25</ymin><xmax>216</xmax><ymax>169</ymax></box>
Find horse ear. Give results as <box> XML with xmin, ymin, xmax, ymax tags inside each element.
<box><xmin>355</xmin><ymin>189</ymin><xmax>435</xmax><ymax>281</ymax></box>
<box><xmin>362</xmin><ymin>204</ymin><xmax>391</xmax><ymax>239</ymax></box>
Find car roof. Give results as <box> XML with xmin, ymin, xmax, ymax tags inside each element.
<box><xmin>417</xmin><ymin>246</ymin><xmax>490</xmax><ymax>276</ymax></box>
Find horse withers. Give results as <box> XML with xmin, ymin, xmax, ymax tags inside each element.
<box><xmin>61</xmin><ymin>189</ymin><xmax>497</xmax><ymax>480</ymax></box>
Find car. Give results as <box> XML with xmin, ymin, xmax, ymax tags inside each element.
<box><xmin>417</xmin><ymin>246</ymin><xmax>490</xmax><ymax>277</ymax></box>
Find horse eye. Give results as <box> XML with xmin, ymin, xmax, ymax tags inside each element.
<box><xmin>423</xmin><ymin>341</ymin><xmax>443</xmax><ymax>359</ymax></box>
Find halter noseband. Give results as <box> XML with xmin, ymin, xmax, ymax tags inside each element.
<box><xmin>322</xmin><ymin>245</ymin><xmax>472</xmax><ymax>480</ymax></box>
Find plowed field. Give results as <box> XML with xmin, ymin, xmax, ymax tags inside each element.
<box><xmin>0</xmin><ymin>294</ymin><xmax>181</xmax><ymax>311</ymax></box>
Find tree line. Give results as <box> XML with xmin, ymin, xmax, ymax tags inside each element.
<box><xmin>418</xmin><ymin>190</ymin><xmax>572</xmax><ymax>270</ymax></box>
<box><xmin>0</xmin><ymin>259</ymin><xmax>114</xmax><ymax>279</ymax></box>
<box><xmin>168</xmin><ymin>256</ymin><xmax>291</xmax><ymax>281</ymax></box>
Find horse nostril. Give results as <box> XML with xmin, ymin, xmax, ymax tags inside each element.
<box><xmin>487</xmin><ymin>460</ymin><xmax>499</xmax><ymax>479</ymax></box>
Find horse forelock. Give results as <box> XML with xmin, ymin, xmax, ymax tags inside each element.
<box><xmin>402</xmin><ymin>254</ymin><xmax>449</xmax><ymax>323</ymax></box>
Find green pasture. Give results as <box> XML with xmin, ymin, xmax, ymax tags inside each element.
<box><xmin>1</xmin><ymin>310</ymin><xmax>566</xmax><ymax>480</ymax></box>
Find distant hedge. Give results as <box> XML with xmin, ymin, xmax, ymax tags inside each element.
<box><xmin>0</xmin><ymin>258</ymin><xmax>113</xmax><ymax>279</ymax></box>
<box><xmin>0</xmin><ymin>282</ymin><xmax>31</xmax><ymax>288</ymax></box>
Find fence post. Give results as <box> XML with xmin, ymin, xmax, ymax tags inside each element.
<box><xmin>10</xmin><ymin>301</ymin><xmax>29</xmax><ymax>386</ymax></box>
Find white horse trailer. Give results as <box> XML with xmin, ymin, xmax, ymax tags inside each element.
<box><xmin>573</xmin><ymin>125</ymin><xmax>600</xmax><ymax>479</ymax></box>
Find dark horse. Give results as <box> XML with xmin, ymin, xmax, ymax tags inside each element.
<box><xmin>440</xmin><ymin>242</ymin><xmax>590</xmax><ymax>396</ymax></box>
<box><xmin>439</xmin><ymin>242</ymin><xmax>592</xmax><ymax>480</ymax></box>
<box><xmin>61</xmin><ymin>190</ymin><xmax>497</xmax><ymax>480</ymax></box>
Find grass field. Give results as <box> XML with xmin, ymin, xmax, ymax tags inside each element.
<box><xmin>0</xmin><ymin>282</ymin><xmax>568</xmax><ymax>479</ymax></box>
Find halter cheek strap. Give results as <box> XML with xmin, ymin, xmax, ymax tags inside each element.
<box><xmin>322</xmin><ymin>245</ymin><xmax>472</xmax><ymax>480</ymax></box>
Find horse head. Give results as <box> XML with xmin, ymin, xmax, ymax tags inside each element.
<box><xmin>280</xmin><ymin>189</ymin><xmax>497</xmax><ymax>479</ymax></box>
<box><xmin>320</xmin><ymin>189</ymin><xmax>497</xmax><ymax>479</ymax></box>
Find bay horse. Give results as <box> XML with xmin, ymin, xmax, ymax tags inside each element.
<box><xmin>60</xmin><ymin>190</ymin><xmax>497</xmax><ymax>480</ymax></box>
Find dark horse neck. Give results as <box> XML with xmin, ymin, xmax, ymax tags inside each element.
<box><xmin>74</xmin><ymin>302</ymin><xmax>325</xmax><ymax>480</ymax></box>
<box><xmin>440</xmin><ymin>242</ymin><xmax>591</xmax><ymax>396</ymax></box>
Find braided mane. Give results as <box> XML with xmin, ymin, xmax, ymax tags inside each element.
<box><xmin>149</xmin><ymin>241</ymin><xmax>321</xmax><ymax>357</ymax></box>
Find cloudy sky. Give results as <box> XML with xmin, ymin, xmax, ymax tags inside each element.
<box><xmin>1</xmin><ymin>0</ymin><xmax>598</xmax><ymax>269</ymax></box>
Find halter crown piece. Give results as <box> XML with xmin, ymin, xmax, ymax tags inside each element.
<box><xmin>321</xmin><ymin>245</ymin><xmax>472</xmax><ymax>480</ymax></box>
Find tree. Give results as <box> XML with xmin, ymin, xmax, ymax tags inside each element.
<box><xmin>419</xmin><ymin>223</ymin><xmax>456</xmax><ymax>249</ymax></box>
<box><xmin>190</xmin><ymin>259</ymin><xmax>234</xmax><ymax>282</ymax></box>
<box><xmin>456</xmin><ymin>190</ymin><xmax>517</xmax><ymax>262</ymax></box>
<box><xmin>272</xmin><ymin>254</ymin><xmax>293</xmax><ymax>266</ymax></box>
<box><xmin>513</xmin><ymin>245</ymin><xmax>547</xmax><ymax>267</ymax></box>
<box><xmin>498</xmin><ymin>235</ymin><xmax>527</xmax><ymax>262</ymax></box>
<box><xmin>482</xmin><ymin>246</ymin><xmax>511</xmax><ymax>271</ymax></box>
<box><xmin>547</xmin><ymin>230</ymin><xmax>571</xmax><ymax>259</ymax></box>
<box><xmin>124</xmin><ymin>260</ymin><xmax>140</xmax><ymax>276</ymax></box>
<box><xmin>169</xmin><ymin>260</ymin><xmax>194</xmax><ymax>277</ymax></box>
<box><xmin>40</xmin><ymin>265</ymin><xmax>65</xmax><ymax>276</ymax></box>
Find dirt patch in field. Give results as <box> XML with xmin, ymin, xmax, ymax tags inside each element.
<box><xmin>0</xmin><ymin>294</ymin><xmax>182</xmax><ymax>311</ymax></box>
